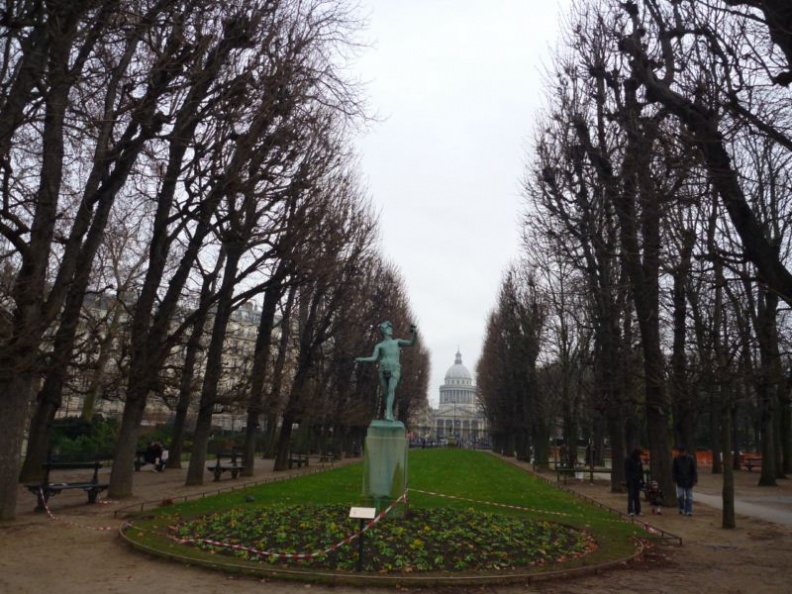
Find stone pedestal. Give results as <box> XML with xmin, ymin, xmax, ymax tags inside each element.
<box><xmin>361</xmin><ymin>419</ymin><xmax>408</xmax><ymax>516</ymax></box>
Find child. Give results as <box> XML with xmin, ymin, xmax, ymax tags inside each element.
<box><xmin>647</xmin><ymin>480</ymin><xmax>664</xmax><ymax>514</ymax></box>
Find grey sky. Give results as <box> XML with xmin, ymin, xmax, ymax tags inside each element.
<box><xmin>353</xmin><ymin>1</ymin><xmax>570</xmax><ymax>406</ymax></box>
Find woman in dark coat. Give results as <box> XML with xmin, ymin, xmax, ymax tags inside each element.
<box><xmin>624</xmin><ymin>448</ymin><xmax>644</xmax><ymax>516</ymax></box>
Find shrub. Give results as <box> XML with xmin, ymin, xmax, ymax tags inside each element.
<box><xmin>50</xmin><ymin>416</ymin><xmax>119</xmax><ymax>460</ymax></box>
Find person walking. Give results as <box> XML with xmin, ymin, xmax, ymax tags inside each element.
<box><xmin>672</xmin><ymin>446</ymin><xmax>698</xmax><ymax>516</ymax></box>
<box><xmin>624</xmin><ymin>448</ymin><xmax>644</xmax><ymax>517</ymax></box>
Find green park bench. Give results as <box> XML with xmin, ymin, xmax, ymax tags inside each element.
<box><xmin>207</xmin><ymin>447</ymin><xmax>244</xmax><ymax>481</ymax></box>
<box><xmin>24</xmin><ymin>459</ymin><xmax>108</xmax><ymax>512</ymax></box>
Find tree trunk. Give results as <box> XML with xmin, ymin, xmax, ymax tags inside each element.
<box><xmin>781</xmin><ymin>384</ymin><xmax>792</xmax><ymax>475</ymax></box>
<box><xmin>108</xmin><ymin>386</ymin><xmax>149</xmax><ymax>498</ymax></box>
<box><xmin>671</xmin><ymin>231</ymin><xmax>695</xmax><ymax>453</ymax></box>
<box><xmin>186</xmin><ymin>248</ymin><xmax>243</xmax><ymax>486</ymax></box>
<box><xmin>710</xmin><ymin>392</ymin><xmax>723</xmax><ymax>474</ymax></box>
<box><xmin>167</xmin><ymin>310</ymin><xmax>209</xmax><ymax>470</ymax></box>
<box><xmin>167</xmin><ymin>267</ymin><xmax>218</xmax><ymax>470</ymax></box>
<box><xmin>242</xmin><ymin>274</ymin><xmax>285</xmax><ymax>476</ymax></box>
<box><xmin>756</xmin><ymin>289</ymin><xmax>779</xmax><ymax>486</ymax></box>
<box><xmin>18</xmin><ymin>392</ymin><xmax>58</xmax><ymax>483</ymax></box>
<box><xmin>273</xmin><ymin>413</ymin><xmax>296</xmax><ymax>471</ymax></box>
<box><xmin>713</xmin><ymin>254</ymin><xmax>735</xmax><ymax>527</ymax></box>
<box><xmin>721</xmin><ymin>392</ymin><xmax>736</xmax><ymax>528</ymax></box>
<box><xmin>0</xmin><ymin>378</ymin><xmax>34</xmax><ymax>519</ymax></box>
<box><xmin>261</xmin><ymin>414</ymin><xmax>279</xmax><ymax>459</ymax></box>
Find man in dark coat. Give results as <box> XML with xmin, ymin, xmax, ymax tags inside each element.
<box><xmin>624</xmin><ymin>448</ymin><xmax>644</xmax><ymax>516</ymax></box>
<box><xmin>672</xmin><ymin>446</ymin><xmax>698</xmax><ymax>516</ymax></box>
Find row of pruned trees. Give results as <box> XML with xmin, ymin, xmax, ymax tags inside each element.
<box><xmin>0</xmin><ymin>0</ymin><xmax>429</xmax><ymax>520</ymax></box>
<box><xmin>478</xmin><ymin>0</ymin><xmax>792</xmax><ymax>528</ymax></box>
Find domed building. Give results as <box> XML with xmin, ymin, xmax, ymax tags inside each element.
<box><xmin>431</xmin><ymin>351</ymin><xmax>488</xmax><ymax>446</ymax></box>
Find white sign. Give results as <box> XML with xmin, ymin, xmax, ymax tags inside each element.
<box><xmin>349</xmin><ymin>506</ymin><xmax>376</xmax><ymax>519</ymax></box>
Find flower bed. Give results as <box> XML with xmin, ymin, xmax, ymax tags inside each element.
<box><xmin>171</xmin><ymin>503</ymin><xmax>597</xmax><ymax>573</ymax></box>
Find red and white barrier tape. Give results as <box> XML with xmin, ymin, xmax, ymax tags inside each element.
<box><xmin>408</xmin><ymin>488</ymin><xmax>573</xmax><ymax>518</ymax></box>
<box><xmin>170</xmin><ymin>492</ymin><xmax>409</xmax><ymax>560</ymax></box>
<box><xmin>412</xmin><ymin>487</ymin><xmax>652</xmax><ymax>529</ymax></box>
<box><xmin>37</xmin><ymin>489</ymin><xmax>117</xmax><ymax>532</ymax></box>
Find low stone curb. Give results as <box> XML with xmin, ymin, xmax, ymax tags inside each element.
<box><xmin>118</xmin><ymin>456</ymin><xmax>649</xmax><ymax>588</ymax></box>
<box><xmin>119</xmin><ymin>522</ymin><xmax>646</xmax><ymax>588</ymax></box>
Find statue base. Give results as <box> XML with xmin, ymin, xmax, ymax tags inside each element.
<box><xmin>361</xmin><ymin>419</ymin><xmax>408</xmax><ymax>518</ymax></box>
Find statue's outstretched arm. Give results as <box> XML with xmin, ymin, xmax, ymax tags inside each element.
<box><xmin>355</xmin><ymin>343</ymin><xmax>381</xmax><ymax>363</ymax></box>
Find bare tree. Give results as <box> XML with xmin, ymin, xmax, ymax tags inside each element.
<box><xmin>271</xmin><ymin>178</ymin><xmax>379</xmax><ymax>471</ymax></box>
<box><xmin>476</xmin><ymin>267</ymin><xmax>545</xmax><ymax>463</ymax></box>
<box><xmin>619</xmin><ymin>0</ymin><xmax>792</xmax><ymax>304</ymax></box>
<box><xmin>0</xmin><ymin>0</ymin><xmax>202</xmax><ymax>519</ymax></box>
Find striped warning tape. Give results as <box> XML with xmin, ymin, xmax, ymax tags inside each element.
<box><xmin>411</xmin><ymin>487</ymin><xmax>674</xmax><ymax>539</ymax></box>
<box><xmin>168</xmin><ymin>491</ymin><xmax>409</xmax><ymax>560</ymax></box>
<box><xmin>408</xmin><ymin>488</ymin><xmax>574</xmax><ymax>517</ymax></box>
<box><xmin>38</xmin><ymin>489</ymin><xmax>117</xmax><ymax>532</ymax></box>
<box><xmin>525</xmin><ymin>472</ymin><xmax>684</xmax><ymax>541</ymax></box>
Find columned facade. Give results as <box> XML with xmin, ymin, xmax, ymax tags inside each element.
<box><xmin>430</xmin><ymin>351</ymin><xmax>488</xmax><ymax>446</ymax></box>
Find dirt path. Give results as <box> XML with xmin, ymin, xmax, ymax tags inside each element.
<box><xmin>1</xmin><ymin>456</ymin><xmax>790</xmax><ymax>594</ymax></box>
<box><xmin>521</xmin><ymin>463</ymin><xmax>792</xmax><ymax>594</ymax></box>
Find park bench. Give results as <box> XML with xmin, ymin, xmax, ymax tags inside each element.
<box><xmin>742</xmin><ymin>456</ymin><xmax>762</xmax><ymax>472</ymax></box>
<box><xmin>134</xmin><ymin>449</ymin><xmax>165</xmax><ymax>472</ymax></box>
<box><xmin>319</xmin><ymin>449</ymin><xmax>339</xmax><ymax>463</ymax></box>
<box><xmin>556</xmin><ymin>465</ymin><xmax>578</xmax><ymax>484</ymax></box>
<box><xmin>207</xmin><ymin>447</ymin><xmax>244</xmax><ymax>481</ymax></box>
<box><xmin>288</xmin><ymin>451</ymin><xmax>309</xmax><ymax>469</ymax></box>
<box><xmin>24</xmin><ymin>459</ymin><xmax>108</xmax><ymax>512</ymax></box>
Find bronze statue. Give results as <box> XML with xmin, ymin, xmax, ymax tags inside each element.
<box><xmin>356</xmin><ymin>321</ymin><xmax>417</xmax><ymax>422</ymax></box>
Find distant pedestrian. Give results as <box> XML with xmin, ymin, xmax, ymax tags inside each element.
<box><xmin>672</xmin><ymin>446</ymin><xmax>698</xmax><ymax>516</ymax></box>
<box><xmin>624</xmin><ymin>448</ymin><xmax>644</xmax><ymax>517</ymax></box>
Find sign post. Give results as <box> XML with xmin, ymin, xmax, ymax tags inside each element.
<box><xmin>349</xmin><ymin>506</ymin><xmax>376</xmax><ymax>572</ymax></box>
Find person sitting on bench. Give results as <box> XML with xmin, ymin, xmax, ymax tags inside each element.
<box><xmin>144</xmin><ymin>441</ymin><xmax>165</xmax><ymax>472</ymax></box>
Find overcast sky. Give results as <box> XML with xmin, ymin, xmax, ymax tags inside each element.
<box><xmin>352</xmin><ymin>1</ymin><xmax>571</xmax><ymax>406</ymax></box>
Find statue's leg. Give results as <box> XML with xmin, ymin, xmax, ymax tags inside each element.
<box><xmin>385</xmin><ymin>386</ymin><xmax>395</xmax><ymax>421</ymax></box>
<box><xmin>385</xmin><ymin>369</ymin><xmax>400</xmax><ymax>422</ymax></box>
<box><xmin>378</xmin><ymin>375</ymin><xmax>388</xmax><ymax>418</ymax></box>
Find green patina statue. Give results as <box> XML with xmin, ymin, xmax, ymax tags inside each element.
<box><xmin>356</xmin><ymin>321</ymin><xmax>417</xmax><ymax>422</ymax></box>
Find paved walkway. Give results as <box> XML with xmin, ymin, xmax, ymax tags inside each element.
<box><xmin>695</xmin><ymin>491</ymin><xmax>792</xmax><ymax>526</ymax></box>
<box><xmin>504</xmin><ymin>457</ymin><xmax>792</xmax><ymax>533</ymax></box>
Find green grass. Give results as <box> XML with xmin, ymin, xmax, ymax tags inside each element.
<box><xmin>123</xmin><ymin>449</ymin><xmax>649</xmax><ymax>582</ymax></box>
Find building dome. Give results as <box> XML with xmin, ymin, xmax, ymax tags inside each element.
<box><xmin>444</xmin><ymin>350</ymin><xmax>472</xmax><ymax>385</ymax></box>
<box><xmin>430</xmin><ymin>349</ymin><xmax>487</xmax><ymax>446</ymax></box>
